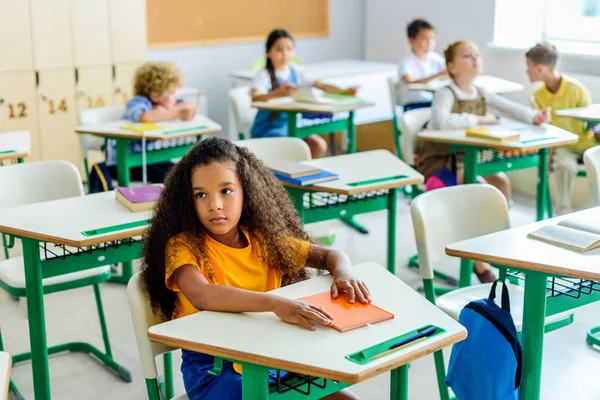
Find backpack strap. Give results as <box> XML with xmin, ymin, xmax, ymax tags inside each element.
<box><xmin>488</xmin><ymin>280</ymin><xmax>511</xmax><ymax>313</ymax></box>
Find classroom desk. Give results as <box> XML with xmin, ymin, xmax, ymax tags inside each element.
<box><xmin>418</xmin><ymin>122</ymin><xmax>577</xmax><ymax>223</ymax></box>
<box><xmin>251</xmin><ymin>99</ymin><xmax>374</xmax><ymax>154</ymax></box>
<box><xmin>0</xmin><ymin>131</ymin><xmax>30</xmax><ymax>164</ymax></box>
<box><xmin>0</xmin><ymin>352</ymin><xmax>10</xmax><ymax>400</ymax></box>
<box><xmin>556</xmin><ymin>103</ymin><xmax>600</xmax><ymax>129</ymax></box>
<box><xmin>0</xmin><ymin>192</ymin><xmax>150</xmax><ymax>400</ymax></box>
<box><xmin>408</xmin><ymin>75</ymin><xmax>525</xmax><ymax>94</ymax></box>
<box><xmin>446</xmin><ymin>207</ymin><xmax>600</xmax><ymax>400</ymax></box>
<box><xmin>75</xmin><ymin>115</ymin><xmax>221</xmax><ymax>187</ymax></box>
<box><xmin>279</xmin><ymin>150</ymin><xmax>423</xmax><ymax>274</ymax></box>
<box><xmin>148</xmin><ymin>262</ymin><xmax>467</xmax><ymax>400</ymax></box>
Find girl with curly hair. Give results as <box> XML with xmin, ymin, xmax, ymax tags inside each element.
<box><xmin>142</xmin><ymin>137</ymin><xmax>365</xmax><ymax>400</ymax></box>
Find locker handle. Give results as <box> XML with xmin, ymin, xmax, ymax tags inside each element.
<box><xmin>40</xmin><ymin>93</ymin><xmax>48</xmax><ymax>101</ymax></box>
<box><xmin>0</xmin><ymin>97</ymin><xmax>5</xmax><ymax>105</ymax></box>
<box><xmin>79</xmin><ymin>89</ymin><xmax>86</xmax><ymax>96</ymax></box>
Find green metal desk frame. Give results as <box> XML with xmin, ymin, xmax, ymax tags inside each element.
<box><xmin>286</xmin><ymin>188</ymin><xmax>399</xmax><ymax>275</ymax></box>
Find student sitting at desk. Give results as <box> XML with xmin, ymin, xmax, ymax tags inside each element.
<box><xmin>398</xmin><ymin>18</ymin><xmax>448</xmax><ymax>111</ymax></box>
<box><xmin>526</xmin><ymin>43</ymin><xmax>594</xmax><ymax>215</ymax></box>
<box><xmin>416</xmin><ymin>40</ymin><xmax>550</xmax><ymax>283</ymax></box>
<box><xmin>142</xmin><ymin>137</ymin><xmax>364</xmax><ymax>400</ymax></box>
<box><xmin>106</xmin><ymin>62</ymin><xmax>197</xmax><ymax>183</ymax></box>
<box><xmin>250</xmin><ymin>29</ymin><xmax>356</xmax><ymax>159</ymax></box>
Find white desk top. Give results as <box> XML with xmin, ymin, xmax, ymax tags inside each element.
<box><xmin>148</xmin><ymin>262</ymin><xmax>466</xmax><ymax>384</ymax></box>
<box><xmin>447</xmin><ymin>207</ymin><xmax>600</xmax><ymax>281</ymax></box>
<box><xmin>0</xmin><ymin>131</ymin><xmax>30</xmax><ymax>161</ymax></box>
<box><xmin>418</xmin><ymin>122</ymin><xmax>577</xmax><ymax>151</ymax></box>
<box><xmin>74</xmin><ymin>115</ymin><xmax>221</xmax><ymax>140</ymax></box>
<box><xmin>252</xmin><ymin>98</ymin><xmax>374</xmax><ymax>114</ymax></box>
<box><xmin>230</xmin><ymin>59</ymin><xmax>398</xmax><ymax>81</ymax></box>
<box><xmin>0</xmin><ymin>191</ymin><xmax>150</xmax><ymax>247</ymax></box>
<box><xmin>0</xmin><ymin>352</ymin><xmax>10</xmax><ymax>400</ymax></box>
<box><xmin>408</xmin><ymin>75</ymin><xmax>525</xmax><ymax>94</ymax></box>
<box><xmin>555</xmin><ymin>104</ymin><xmax>600</xmax><ymax>122</ymax></box>
<box><xmin>284</xmin><ymin>150</ymin><xmax>423</xmax><ymax>195</ymax></box>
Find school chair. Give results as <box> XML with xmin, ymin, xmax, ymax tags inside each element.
<box><xmin>127</xmin><ymin>272</ymin><xmax>188</xmax><ymax>400</ymax></box>
<box><xmin>0</xmin><ymin>161</ymin><xmax>131</xmax><ymax>399</ymax></box>
<box><xmin>411</xmin><ymin>184</ymin><xmax>574</xmax><ymax>400</ymax></box>
<box><xmin>387</xmin><ymin>77</ymin><xmax>403</xmax><ymax>157</ymax></box>
<box><xmin>78</xmin><ymin>106</ymin><xmax>125</xmax><ymax>191</ymax></box>
<box><xmin>235</xmin><ymin>137</ymin><xmax>335</xmax><ymax>245</ymax></box>
<box><xmin>229</xmin><ymin>86</ymin><xmax>257</xmax><ymax>140</ymax></box>
<box><xmin>250</xmin><ymin>57</ymin><xmax>304</xmax><ymax>72</ymax></box>
<box><xmin>583</xmin><ymin>145</ymin><xmax>600</xmax><ymax>348</ymax></box>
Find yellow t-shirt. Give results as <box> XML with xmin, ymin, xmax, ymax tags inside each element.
<box><xmin>164</xmin><ymin>227</ymin><xmax>310</xmax><ymax>320</ymax></box>
<box><xmin>533</xmin><ymin>74</ymin><xmax>595</xmax><ymax>153</ymax></box>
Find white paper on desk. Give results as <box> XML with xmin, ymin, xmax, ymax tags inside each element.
<box><xmin>267</xmin><ymin>97</ymin><xmax>295</xmax><ymax>104</ymax></box>
<box><xmin>486</xmin><ymin>121</ymin><xmax>558</xmax><ymax>142</ymax></box>
<box><xmin>293</xmin><ymin>87</ymin><xmax>340</xmax><ymax>104</ymax></box>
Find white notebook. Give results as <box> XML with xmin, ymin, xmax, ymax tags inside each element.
<box><xmin>528</xmin><ymin>218</ymin><xmax>600</xmax><ymax>252</ymax></box>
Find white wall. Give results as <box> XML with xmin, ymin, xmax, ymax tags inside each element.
<box><xmin>148</xmin><ymin>0</ymin><xmax>365</xmax><ymax>134</ymax></box>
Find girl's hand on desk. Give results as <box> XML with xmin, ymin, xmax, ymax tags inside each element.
<box><xmin>331</xmin><ymin>269</ymin><xmax>371</xmax><ymax>304</ymax></box>
<box><xmin>274</xmin><ymin>82</ymin><xmax>298</xmax><ymax>97</ymax></box>
<box><xmin>532</xmin><ymin>107</ymin><xmax>551</xmax><ymax>125</ymax></box>
<box><xmin>272</xmin><ymin>297</ymin><xmax>333</xmax><ymax>331</ymax></box>
<box><xmin>176</xmin><ymin>102</ymin><xmax>196</xmax><ymax>120</ymax></box>
<box><xmin>340</xmin><ymin>87</ymin><xmax>358</xmax><ymax>96</ymax></box>
<box><xmin>477</xmin><ymin>116</ymin><xmax>501</xmax><ymax>125</ymax></box>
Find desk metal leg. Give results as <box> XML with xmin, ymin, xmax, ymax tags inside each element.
<box><xmin>390</xmin><ymin>364</ymin><xmax>409</xmax><ymax>400</ymax></box>
<box><xmin>287</xmin><ymin>111</ymin><xmax>299</xmax><ymax>140</ymax></box>
<box><xmin>347</xmin><ymin>111</ymin><xmax>356</xmax><ymax>154</ymax></box>
<box><xmin>110</xmin><ymin>261</ymin><xmax>134</xmax><ymax>284</ymax></box>
<box><xmin>242</xmin><ymin>363</ymin><xmax>269</xmax><ymax>400</ymax></box>
<box><xmin>458</xmin><ymin>259</ymin><xmax>473</xmax><ymax>288</ymax></box>
<box><xmin>22</xmin><ymin>238</ymin><xmax>51</xmax><ymax>400</ymax></box>
<box><xmin>387</xmin><ymin>188</ymin><xmax>398</xmax><ymax>275</ymax></box>
<box><xmin>536</xmin><ymin>148</ymin><xmax>550</xmax><ymax>221</ymax></box>
<box><xmin>520</xmin><ymin>271</ymin><xmax>547</xmax><ymax>400</ymax></box>
<box><xmin>116</xmin><ymin>139</ymin><xmax>131</xmax><ymax>188</ymax></box>
<box><xmin>463</xmin><ymin>147</ymin><xmax>478</xmax><ymax>184</ymax></box>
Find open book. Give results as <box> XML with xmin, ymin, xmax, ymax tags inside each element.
<box><xmin>528</xmin><ymin>218</ymin><xmax>600</xmax><ymax>252</ymax></box>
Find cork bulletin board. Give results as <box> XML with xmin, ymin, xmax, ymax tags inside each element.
<box><xmin>146</xmin><ymin>0</ymin><xmax>330</xmax><ymax>48</ymax></box>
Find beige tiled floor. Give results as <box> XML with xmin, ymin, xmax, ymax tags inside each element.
<box><xmin>2</xmin><ymin>193</ymin><xmax>600</xmax><ymax>399</ymax></box>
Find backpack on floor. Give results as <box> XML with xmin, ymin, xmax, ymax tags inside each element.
<box><xmin>446</xmin><ymin>280</ymin><xmax>523</xmax><ymax>400</ymax></box>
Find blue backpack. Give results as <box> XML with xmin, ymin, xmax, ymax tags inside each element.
<box><xmin>446</xmin><ymin>280</ymin><xmax>523</xmax><ymax>400</ymax></box>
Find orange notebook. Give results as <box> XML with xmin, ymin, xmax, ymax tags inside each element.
<box><xmin>298</xmin><ymin>291</ymin><xmax>394</xmax><ymax>332</ymax></box>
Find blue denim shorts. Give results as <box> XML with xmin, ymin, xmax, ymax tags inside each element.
<box><xmin>181</xmin><ymin>350</ymin><xmax>291</xmax><ymax>400</ymax></box>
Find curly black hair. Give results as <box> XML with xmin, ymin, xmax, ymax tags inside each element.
<box><xmin>141</xmin><ymin>137</ymin><xmax>312</xmax><ymax>318</ymax></box>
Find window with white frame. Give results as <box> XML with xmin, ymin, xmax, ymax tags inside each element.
<box><xmin>493</xmin><ymin>0</ymin><xmax>600</xmax><ymax>55</ymax></box>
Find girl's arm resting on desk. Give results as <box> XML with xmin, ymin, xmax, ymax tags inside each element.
<box><xmin>140</xmin><ymin>103</ymin><xmax>195</xmax><ymax>122</ymax></box>
<box><xmin>483</xmin><ymin>89</ymin><xmax>539</xmax><ymax>124</ymax></box>
<box><xmin>313</xmin><ymin>80</ymin><xmax>357</xmax><ymax>95</ymax></box>
<box><xmin>305</xmin><ymin>244</ymin><xmax>371</xmax><ymax>304</ymax></box>
<box><xmin>173</xmin><ymin>264</ymin><xmax>334</xmax><ymax>331</ymax></box>
<box><xmin>250</xmin><ymin>84</ymin><xmax>297</xmax><ymax>102</ymax></box>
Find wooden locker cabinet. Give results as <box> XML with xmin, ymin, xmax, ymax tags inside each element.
<box><xmin>70</xmin><ymin>0</ymin><xmax>111</xmax><ymax>67</ymax></box>
<box><xmin>0</xmin><ymin>72</ymin><xmax>40</xmax><ymax>160</ymax></box>
<box><xmin>76</xmin><ymin>66</ymin><xmax>113</xmax><ymax>113</ymax></box>
<box><xmin>29</xmin><ymin>0</ymin><xmax>74</xmax><ymax>69</ymax></box>
<box><xmin>0</xmin><ymin>0</ymin><xmax>34</xmax><ymax>72</ymax></box>
<box><xmin>108</xmin><ymin>0</ymin><xmax>147</xmax><ymax>64</ymax></box>
<box><xmin>112</xmin><ymin>63</ymin><xmax>143</xmax><ymax>106</ymax></box>
<box><xmin>36</xmin><ymin>70</ymin><xmax>80</xmax><ymax>168</ymax></box>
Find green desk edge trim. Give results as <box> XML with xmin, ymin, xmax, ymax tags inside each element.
<box><xmin>162</xmin><ymin>125</ymin><xmax>207</xmax><ymax>135</ymax></box>
<box><xmin>346</xmin><ymin>175</ymin><xmax>408</xmax><ymax>187</ymax></box>
<box><xmin>81</xmin><ymin>219</ymin><xmax>148</xmax><ymax>237</ymax></box>
<box><xmin>346</xmin><ymin>324</ymin><xmax>445</xmax><ymax>365</ymax></box>
<box><xmin>0</xmin><ymin>150</ymin><xmax>16</xmax><ymax>155</ymax></box>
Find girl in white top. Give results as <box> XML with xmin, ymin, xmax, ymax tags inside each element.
<box><xmin>418</xmin><ymin>40</ymin><xmax>550</xmax><ymax>283</ymax></box>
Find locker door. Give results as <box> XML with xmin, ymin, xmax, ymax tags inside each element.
<box><xmin>70</xmin><ymin>0</ymin><xmax>111</xmax><ymax>67</ymax></box>
<box><xmin>0</xmin><ymin>0</ymin><xmax>33</xmax><ymax>72</ymax></box>
<box><xmin>29</xmin><ymin>0</ymin><xmax>73</xmax><ymax>69</ymax></box>
<box><xmin>112</xmin><ymin>63</ymin><xmax>142</xmax><ymax>106</ymax></box>
<box><xmin>0</xmin><ymin>72</ymin><xmax>40</xmax><ymax>160</ymax></box>
<box><xmin>76</xmin><ymin>66</ymin><xmax>113</xmax><ymax>113</ymax></box>
<box><xmin>36</xmin><ymin>70</ymin><xmax>80</xmax><ymax>168</ymax></box>
<box><xmin>108</xmin><ymin>0</ymin><xmax>147</xmax><ymax>64</ymax></box>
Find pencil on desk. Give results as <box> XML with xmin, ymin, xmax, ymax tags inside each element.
<box><xmin>370</xmin><ymin>336</ymin><xmax>428</xmax><ymax>361</ymax></box>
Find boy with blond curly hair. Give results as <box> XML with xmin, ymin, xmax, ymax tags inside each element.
<box><xmin>103</xmin><ymin>62</ymin><xmax>196</xmax><ymax>184</ymax></box>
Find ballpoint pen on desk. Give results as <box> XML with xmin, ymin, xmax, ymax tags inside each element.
<box><xmin>370</xmin><ymin>326</ymin><xmax>437</xmax><ymax>361</ymax></box>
